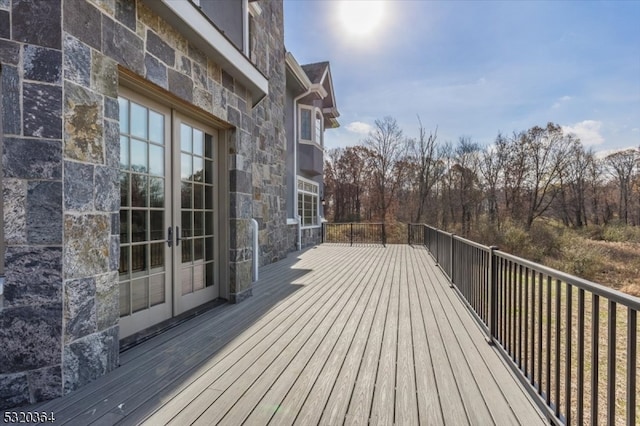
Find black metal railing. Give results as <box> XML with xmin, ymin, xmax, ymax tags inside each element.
<box><xmin>322</xmin><ymin>223</ymin><xmax>386</xmax><ymax>247</ymax></box>
<box><xmin>408</xmin><ymin>223</ymin><xmax>639</xmax><ymax>426</ymax></box>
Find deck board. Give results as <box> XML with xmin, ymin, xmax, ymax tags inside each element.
<box><xmin>23</xmin><ymin>245</ymin><xmax>546</xmax><ymax>426</ymax></box>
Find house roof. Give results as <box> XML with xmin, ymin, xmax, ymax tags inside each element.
<box><xmin>301</xmin><ymin>61</ymin><xmax>329</xmax><ymax>84</ymax></box>
<box><xmin>285</xmin><ymin>53</ymin><xmax>340</xmax><ymax>128</ymax></box>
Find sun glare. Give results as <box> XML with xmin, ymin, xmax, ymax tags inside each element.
<box><xmin>338</xmin><ymin>0</ymin><xmax>385</xmax><ymax>37</ymax></box>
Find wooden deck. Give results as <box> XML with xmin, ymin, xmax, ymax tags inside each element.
<box><xmin>32</xmin><ymin>245</ymin><xmax>545</xmax><ymax>425</ymax></box>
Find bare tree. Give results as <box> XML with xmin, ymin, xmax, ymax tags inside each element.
<box><xmin>409</xmin><ymin>117</ymin><xmax>440</xmax><ymax>223</ymax></box>
<box><xmin>605</xmin><ymin>148</ymin><xmax>639</xmax><ymax>224</ymax></box>
<box><xmin>364</xmin><ymin>116</ymin><xmax>408</xmax><ymax>221</ymax></box>
<box><xmin>522</xmin><ymin>123</ymin><xmax>573</xmax><ymax>230</ymax></box>
<box><xmin>480</xmin><ymin>134</ymin><xmax>505</xmax><ymax>227</ymax></box>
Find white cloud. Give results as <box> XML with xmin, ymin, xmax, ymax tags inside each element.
<box><xmin>562</xmin><ymin>120</ymin><xmax>605</xmax><ymax>146</ymax></box>
<box><xmin>346</xmin><ymin>121</ymin><xmax>374</xmax><ymax>135</ymax></box>
<box><xmin>552</xmin><ymin>95</ymin><xmax>572</xmax><ymax>109</ymax></box>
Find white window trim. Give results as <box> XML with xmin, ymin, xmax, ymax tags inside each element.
<box><xmin>297</xmin><ymin>176</ymin><xmax>321</xmax><ymax>229</ymax></box>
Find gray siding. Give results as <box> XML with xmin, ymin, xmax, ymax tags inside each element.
<box><xmin>200</xmin><ymin>0</ymin><xmax>244</xmax><ymax>52</ymax></box>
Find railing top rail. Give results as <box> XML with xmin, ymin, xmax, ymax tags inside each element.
<box><xmin>453</xmin><ymin>234</ymin><xmax>492</xmax><ymax>252</ymax></box>
<box><xmin>410</xmin><ymin>222</ymin><xmax>640</xmax><ymax>311</ymax></box>
<box><xmin>496</xmin><ymin>249</ymin><xmax>640</xmax><ymax>311</ymax></box>
<box><xmin>327</xmin><ymin>222</ymin><xmax>385</xmax><ymax>225</ymax></box>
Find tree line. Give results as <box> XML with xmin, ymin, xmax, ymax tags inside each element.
<box><xmin>324</xmin><ymin>116</ymin><xmax>640</xmax><ymax>236</ymax></box>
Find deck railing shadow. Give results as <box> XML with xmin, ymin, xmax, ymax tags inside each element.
<box><xmin>409</xmin><ymin>223</ymin><xmax>639</xmax><ymax>426</ymax></box>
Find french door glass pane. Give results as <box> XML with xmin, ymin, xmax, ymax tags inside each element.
<box><xmin>130</xmin><ymin>103</ymin><xmax>148</xmax><ymax>139</ymax></box>
<box><xmin>119</xmin><ymin>96</ymin><xmax>167</xmax><ymax>318</ymax></box>
<box><xmin>149</xmin><ymin>275</ymin><xmax>165</xmax><ymax>306</ymax></box>
<box><xmin>119</xmin><ymin>282</ymin><xmax>130</xmax><ymax>317</ymax></box>
<box><xmin>180</xmin><ymin>122</ymin><xmax>216</xmax><ymax>296</ymax></box>
<box><xmin>131</xmin><ymin>278</ymin><xmax>149</xmax><ymax>313</ymax></box>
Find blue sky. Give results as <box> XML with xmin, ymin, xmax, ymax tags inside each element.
<box><xmin>283</xmin><ymin>0</ymin><xmax>640</xmax><ymax>153</ymax></box>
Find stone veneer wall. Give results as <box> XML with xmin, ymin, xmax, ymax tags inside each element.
<box><xmin>0</xmin><ymin>0</ymin><xmax>287</xmax><ymax>408</ymax></box>
<box><xmin>248</xmin><ymin>2</ymin><xmax>288</xmax><ymax>268</ymax></box>
<box><xmin>286</xmin><ymin>224</ymin><xmax>322</xmax><ymax>252</ymax></box>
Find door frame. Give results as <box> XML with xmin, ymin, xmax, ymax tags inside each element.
<box><xmin>117</xmin><ymin>70</ymin><xmax>230</xmax><ymax>338</ymax></box>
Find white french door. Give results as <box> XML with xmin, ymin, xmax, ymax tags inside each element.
<box><xmin>173</xmin><ymin>114</ymin><xmax>219</xmax><ymax>314</ymax></box>
<box><xmin>118</xmin><ymin>89</ymin><xmax>220</xmax><ymax>339</ymax></box>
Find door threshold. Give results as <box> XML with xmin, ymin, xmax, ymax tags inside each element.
<box><xmin>119</xmin><ymin>298</ymin><xmax>226</xmax><ymax>352</ymax></box>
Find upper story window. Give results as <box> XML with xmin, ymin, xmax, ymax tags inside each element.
<box><xmin>315</xmin><ymin>112</ymin><xmax>323</xmax><ymax>146</ymax></box>
<box><xmin>191</xmin><ymin>0</ymin><xmax>249</xmax><ymax>55</ymax></box>
<box><xmin>299</xmin><ymin>106</ymin><xmax>323</xmax><ymax>147</ymax></box>
<box><xmin>300</xmin><ymin>108</ymin><xmax>312</xmax><ymax>141</ymax></box>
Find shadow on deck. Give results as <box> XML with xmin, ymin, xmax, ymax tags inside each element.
<box><xmin>28</xmin><ymin>245</ymin><xmax>545</xmax><ymax>425</ymax></box>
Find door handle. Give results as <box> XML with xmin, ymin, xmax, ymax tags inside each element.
<box><xmin>176</xmin><ymin>226</ymin><xmax>181</xmax><ymax>246</ymax></box>
<box><xmin>166</xmin><ymin>226</ymin><xmax>173</xmax><ymax>247</ymax></box>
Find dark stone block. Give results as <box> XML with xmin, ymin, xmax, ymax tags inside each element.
<box><xmin>0</xmin><ymin>304</ymin><xmax>63</xmax><ymax>374</ymax></box>
<box><xmin>64</xmin><ymin>161</ymin><xmax>94</xmax><ymax>211</ymax></box>
<box><xmin>96</xmin><ymin>272</ymin><xmax>118</xmax><ymax>330</ymax></box>
<box><xmin>12</xmin><ymin>0</ymin><xmax>61</xmax><ymax>49</ymax></box>
<box><xmin>4</xmin><ymin>246</ymin><xmax>63</xmax><ymax>308</ymax></box>
<box><xmin>0</xmin><ymin>40</ymin><xmax>20</xmax><ymax>65</ymax></box>
<box><xmin>0</xmin><ymin>10</ymin><xmax>9</xmax><ymax>38</ymax></box>
<box><xmin>0</xmin><ymin>373</ymin><xmax>29</xmax><ymax>410</ymax></box>
<box><xmin>168</xmin><ymin>69</ymin><xmax>193</xmax><ymax>103</ymax></box>
<box><xmin>230</xmin><ymin>169</ymin><xmax>251</xmax><ymax>193</ymax></box>
<box><xmin>104</xmin><ymin>119</ymin><xmax>119</xmax><ymax>168</ymax></box>
<box><xmin>27</xmin><ymin>181</ymin><xmax>62</xmax><ymax>245</ymax></box>
<box><xmin>23</xmin><ymin>82</ymin><xmax>63</xmax><ymax>139</ymax></box>
<box><xmin>63</xmin><ymin>0</ymin><xmax>101</xmax><ymax>51</ymax></box>
<box><xmin>64</xmin><ymin>35</ymin><xmax>91</xmax><ymax>87</ymax></box>
<box><xmin>146</xmin><ymin>30</ymin><xmax>175</xmax><ymax>66</ymax></box>
<box><xmin>144</xmin><ymin>54</ymin><xmax>167</xmax><ymax>88</ymax></box>
<box><xmin>104</xmin><ymin>97</ymin><xmax>119</xmax><ymax>120</ymax></box>
<box><xmin>241</xmin><ymin>112</ymin><xmax>252</xmax><ymax>132</ymax></box>
<box><xmin>95</xmin><ymin>166</ymin><xmax>119</xmax><ymax>212</ymax></box>
<box><xmin>27</xmin><ymin>365</ymin><xmax>62</xmax><ymax>403</ymax></box>
<box><xmin>115</xmin><ymin>0</ymin><xmax>136</xmax><ymax>31</ymax></box>
<box><xmin>1</xmin><ymin>65</ymin><xmax>20</xmax><ymax>135</ymax></box>
<box><xmin>227</xmin><ymin>106</ymin><xmax>241</xmax><ymax>127</ymax></box>
<box><xmin>63</xmin><ymin>327</ymin><xmax>118</xmax><ymax>393</ymax></box>
<box><xmin>3</xmin><ymin>138</ymin><xmax>62</xmax><ymax>180</ymax></box>
<box><xmin>102</xmin><ymin>15</ymin><xmax>144</xmax><ymax>75</ymax></box>
<box><xmin>23</xmin><ymin>45</ymin><xmax>62</xmax><ymax>84</ymax></box>
<box><xmin>222</xmin><ymin>69</ymin><xmax>235</xmax><ymax>92</ymax></box>
<box><xmin>64</xmin><ymin>278</ymin><xmax>97</xmax><ymax>343</ymax></box>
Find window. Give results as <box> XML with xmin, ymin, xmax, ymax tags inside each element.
<box><xmin>297</xmin><ymin>178</ymin><xmax>319</xmax><ymax>227</ymax></box>
<box><xmin>299</xmin><ymin>106</ymin><xmax>323</xmax><ymax>146</ymax></box>
<box><xmin>315</xmin><ymin>112</ymin><xmax>323</xmax><ymax>146</ymax></box>
<box><xmin>300</xmin><ymin>108</ymin><xmax>312</xmax><ymax>141</ymax></box>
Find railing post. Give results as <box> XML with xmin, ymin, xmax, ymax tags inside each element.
<box><xmin>408</xmin><ymin>224</ymin><xmax>411</xmax><ymax>245</ymax></box>
<box><xmin>449</xmin><ymin>233</ymin><xmax>455</xmax><ymax>286</ymax></box>
<box><xmin>488</xmin><ymin>245</ymin><xmax>499</xmax><ymax>345</ymax></box>
<box><xmin>321</xmin><ymin>222</ymin><xmax>324</xmax><ymax>244</ymax></box>
<box><xmin>350</xmin><ymin>223</ymin><xmax>353</xmax><ymax>246</ymax></box>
